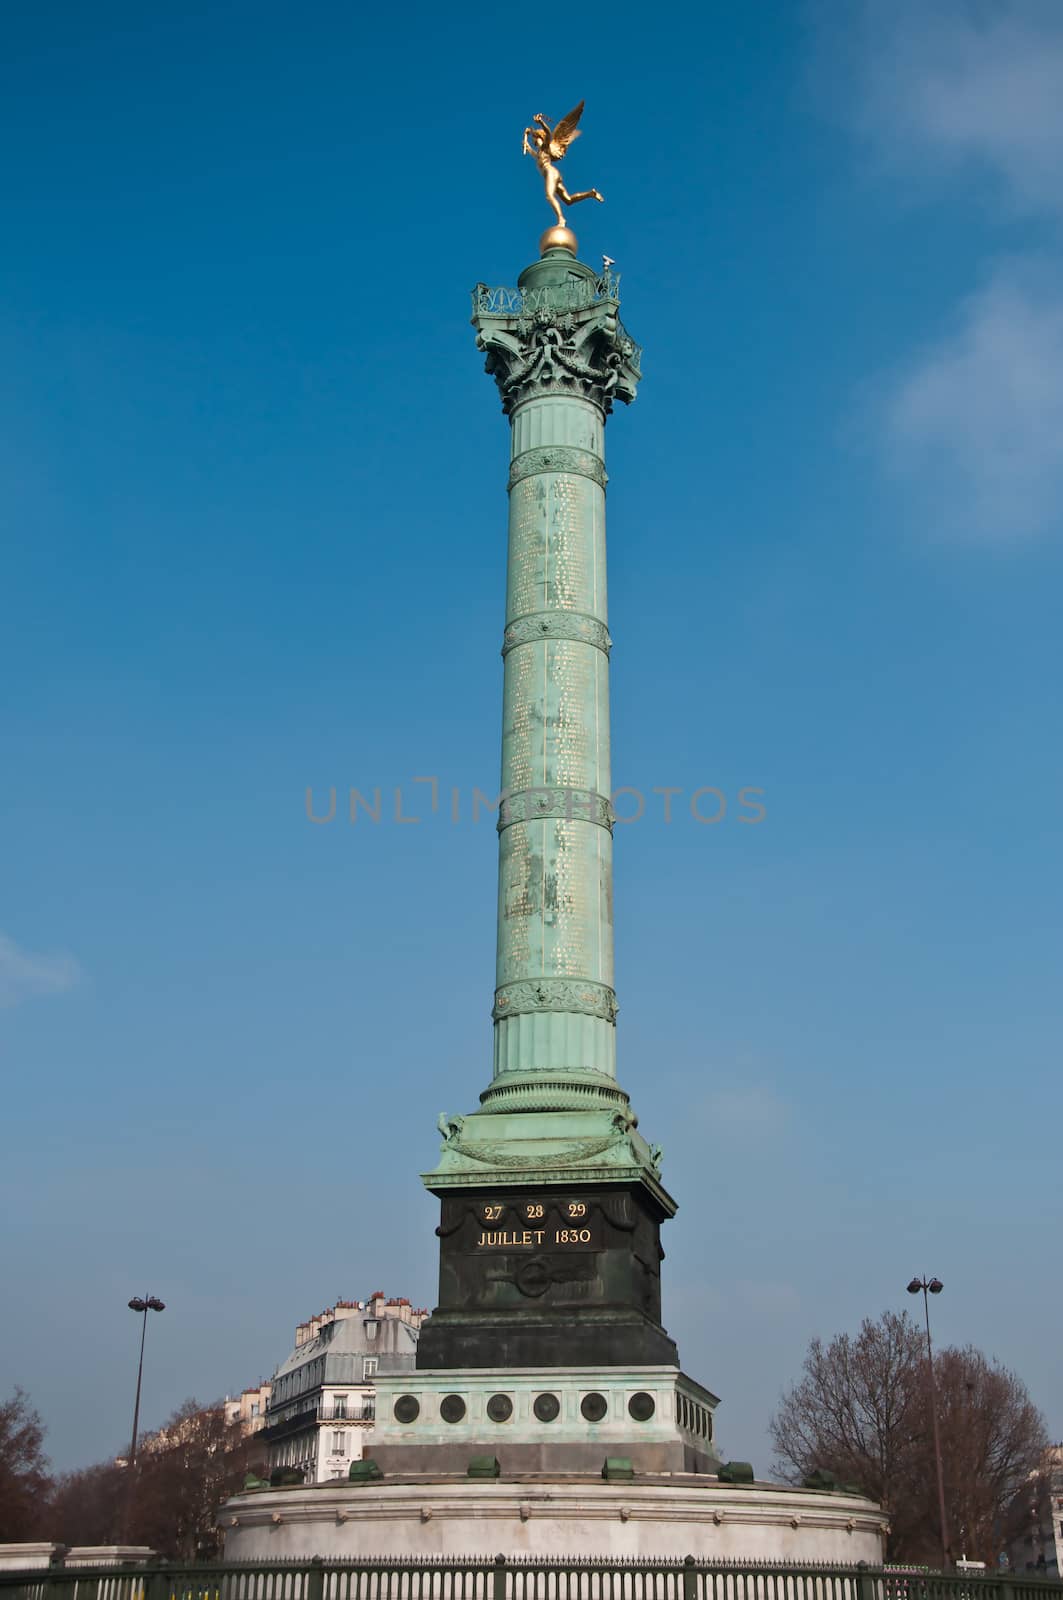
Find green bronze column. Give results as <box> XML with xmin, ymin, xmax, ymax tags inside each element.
<box><xmin>417</xmin><ymin>238</ymin><xmax>680</xmax><ymax>1373</ymax></box>
<box><xmin>487</xmin><ymin>252</ymin><xmax>623</xmax><ymax>1108</ymax></box>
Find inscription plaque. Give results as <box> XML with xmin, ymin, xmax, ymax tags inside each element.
<box><xmin>472</xmin><ymin>1197</ymin><xmax>600</xmax><ymax>1251</ymax></box>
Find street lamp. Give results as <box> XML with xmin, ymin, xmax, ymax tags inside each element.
<box><xmin>908</xmin><ymin>1275</ymin><xmax>949</xmax><ymax>1571</ymax></box>
<box><xmin>127</xmin><ymin>1296</ymin><xmax>165</xmax><ymax>1468</ymax></box>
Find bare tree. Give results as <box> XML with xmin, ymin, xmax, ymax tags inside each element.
<box><xmin>770</xmin><ymin>1310</ymin><xmax>925</xmax><ymax>1555</ymax></box>
<box><xmin>131</xmin><ymin>1399</ymin><xmax>265</xmax><ymax>1559</ymax></box>
<box><xmin>935</xmin><ymin>1346</ymin><xmax>1047</xmax><ymax>1565</ymax></box>
<box><xmin>48</xmin><ymin>1461</ymin><xmax>126</xmax><ymax>1547</ymax></box>
<box><xmin>0</xmin><ymin>1389</ymin><xmax>51</xmax><ymax>1541</ymax></box>
<box><xmin>49</xmin><ymin>1399</ymin><xmax>265</xmax><ymax>1559</ymax></box>
<box><xmin>771</xmin><ymin>1311</ymin><xmax>1047</xmax><ymax>1566</ymax></box>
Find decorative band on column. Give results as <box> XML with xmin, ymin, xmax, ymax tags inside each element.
<box><xmin>493</xmin><ymin>979</ymin><xmax>619</xmax><ymax>1024</ymax></box>
<box><xmin>501</xmin><ymin>610</ymin><xmax>612</xmax><ymax>657</ymax></box>
<box><xmin>497</xmin><ymin>787</ymin><xmax>613</xmax><ymax>833</ymax></box>
<box><xmin>508</xmin><ymin>446</ymin><xmax>607</xmax><ymax>492</ymax></box>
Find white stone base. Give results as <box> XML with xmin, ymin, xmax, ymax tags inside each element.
<box><xmin>65</xmin><ymin>1548</ymin><xmax>157</xmax><ymax>1568</ymax></box>
<box><xmin>220</xmin><ymin>1477</ymin><xmax>886</xmax><ymax>1564</ymax></box>
<box><xmin>369</xmin><ymin>1366</ymin><xmax>718</xmax><ymax>1474</ymax></box>
<box><xmin>0</xmin><ymin>1546</ymin><xmax>63</xmax><ymax>1572</ymax></box>
<box><xmin>0</xmin><ymin>1545</ymin><xmax>157</xmax><ymax>1571</ymax></box>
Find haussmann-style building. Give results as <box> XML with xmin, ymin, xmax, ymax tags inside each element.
<box><xmin>260</xmin><ymin>1294</ymin><xmax>427</xmax><ymax>1483</ymax></box>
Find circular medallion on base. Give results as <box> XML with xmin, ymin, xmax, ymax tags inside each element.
<box><xmin>540</xmin><ymin>225</ymin><xmax>578</xmax><ymax>257</ymax></box>
<box><xmin>533</xmin><ymin>1392</ymin><xmax>561</xmax><ymax>1422</ymax></box>
<box><xmin>439</xmin><ymin>1394</ymin><xmax>466</xmax><ymax>1424</ymax></box>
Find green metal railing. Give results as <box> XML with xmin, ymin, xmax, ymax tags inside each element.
<box><xmin>472</xmin><ymin>270</ymin><xmax>621</xmax><ymax>318</ymax></box>
<box><xmin>3</xmin><ymin>1560</ymin><xmax>1063</xmax><ymax>1600</ymax></box>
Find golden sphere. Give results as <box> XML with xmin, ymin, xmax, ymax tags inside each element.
<box><xmin>539</xmin><ymin>225</ymin><xmax>578</xmax><ymax>257</ymax></box>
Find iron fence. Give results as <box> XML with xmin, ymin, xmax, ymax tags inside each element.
<box><xmin>3</xmin><ymin>1559</ymin><xmax>1063</xmax><ymax>1600</ymax></box>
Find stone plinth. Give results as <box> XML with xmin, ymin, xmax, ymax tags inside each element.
<box><xmin>64</xmin><ymin>1547</ymin><xmax>156</xmax><ymax>1568</ymax></box>
<box><xmin>0</xmin><ymin>1546</ymin><xmax>156</xmax><ymax>1571</ymax></box>
<box><xmin>220</xmin><ymin>1477</ymin><xmax>887</xmax><ymax>1564</ymax></box>
<box><xmin>417</xmin><ymin>1186</ymin><xmax>678</xmax><ymax>1371</ymax></box>
<box><xmin>0</xmin><ymin>1546</ymin><xmax>64</xmax><ymax>1572</ymax></box>
<box><xmin>367</xmin><ymin>1366</ymin><xmax>718</xmax><ymax>1475</ymax></box>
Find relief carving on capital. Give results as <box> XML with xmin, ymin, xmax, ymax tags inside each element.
<box><xmin>475</xmin><ymin>301</ymin><xmax>641</xmax><ymax>416</ymax></box>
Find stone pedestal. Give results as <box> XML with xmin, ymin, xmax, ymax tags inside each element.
<box><xmin>367</xmin><ymin>1366</ymin><xmax>718</xmax><ymax>1475</ymax></box>
<box><xmin>0</xmin><ymin>1546</ymin><xmax>157</xmax><ymax>1570</ymax></box>
<box><xmin>220</xmin><ymin>1478</ymin><xmax>887</xmax><ymax>1564</ymax></box>
<box><xmin>0</xmin><ymin>1546</ymin><xmax>64</xmax><ymax>1572</ymax></box>
<box><xmin>417</xmin><ymin>1184</ymin><xmax>678</xmax><ymax>1371</ymax></box>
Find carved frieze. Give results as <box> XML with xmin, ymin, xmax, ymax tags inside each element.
<box><xmin>443</xmin><ymin>1132</ymin><xmax>625</xmax><ymax>1169</ymax></box>
<box><xmin>508</xmin><ymin>446</ymin><xmax>607</xmax><ymax>492</ymax></box>
<box><xmin>497</xmin><ymin>786</ymin><xmax>613</xmax><ymax>833</ymax></box>
<box><xmin>501</xmin><ymin>609</ymin><xmax>611</xmax><ymax>657</ymax></box>
<box><xmin>492</xmin><ymin>977</ymin><xmax>619</xmax><ymax>1023</ymax></box>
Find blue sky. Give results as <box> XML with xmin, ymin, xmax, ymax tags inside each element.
<box><xmin>2</xmin><ymin>0</ymin><xmax>1061</xmax><ymax>1476</ymax></box>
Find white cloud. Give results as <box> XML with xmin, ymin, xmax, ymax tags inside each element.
<box><xmin>0</xmin><ymin>931</ymin><xmax>82</xmax><ymax>1009</ymax></box>
<box><xmin>809</xmin><ymin>3</ymin><xmax>1063</xmax><ymax>541</ymax></box>
<box><xmin>883</xmin><ymin>261</ymin><xmax>1063</xmax><ymax>541</ymax></box>
<box><xmin>819</xmin><ymin>0</ymin><xmax>1063</xmax><ymax>216</ymax></box>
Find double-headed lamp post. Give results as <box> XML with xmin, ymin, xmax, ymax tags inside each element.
<box><xmin>908</xmin><ymin>1275</ymin><xmax>949</xmax><ymax>1571</ymax></box>
<box><xmin>127</xmin><ymin>1296</ymin><xmax>165</xmax><ymax>1469</ymax></box>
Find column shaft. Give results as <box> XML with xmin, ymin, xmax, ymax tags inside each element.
<box><xmin>493</xmin><ymin>394</ymin><xmax>616</xmax><ymax>1085</ymax></box>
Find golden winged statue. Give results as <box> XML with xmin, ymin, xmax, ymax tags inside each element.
<box><xmin>522</xmin><ymin>100</ymin><xmax>604</xmax><ymax>229</ymax></box>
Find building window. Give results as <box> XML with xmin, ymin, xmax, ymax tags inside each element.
<box><xmin>363</xmin><ymin>1358</ymin><xmax>378</xmax><ymax>1379</ymax></box>
<box><xmin>332</xmin><ymin>1396</ymin><xmax>347</xmax><ymax>1418</ymax></box>
<box><xmin>251</xmin><ymin>1402</ymin><xmax>259</xmax><ymax>1418</ymax></box>
<box><xmin>332</xmin><ymin>1431</ymin><xmax>347</xmax><ymax>1454</ymax></box>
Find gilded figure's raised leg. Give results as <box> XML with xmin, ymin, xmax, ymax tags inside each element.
<box><xmin>558</xmin><ymin>185</ymin><xmax>604</xmax><ymax>206</ymax></box>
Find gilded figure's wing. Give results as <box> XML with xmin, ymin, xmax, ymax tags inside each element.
<box><xmin>549</xmin><ymin>100</ymin><xmax>585</xmax><ymax>157</ymax></box>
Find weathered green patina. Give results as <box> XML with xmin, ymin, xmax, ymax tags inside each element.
<box><xmin>422</xmin><ymin>247</ymin><xmax>667</xmax><ymax>1209</ymax></box>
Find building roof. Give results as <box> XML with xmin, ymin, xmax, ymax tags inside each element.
<box><xmin>272</xmin><ymin>1304</ymin><xmax>418</xmax><ymax>1388</ymax></box>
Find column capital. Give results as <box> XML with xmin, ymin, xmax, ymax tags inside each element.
<box><xmin>471</xmin><ymin>263</ymin><xmax>642</xmax><ymax>416</ymax></box>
